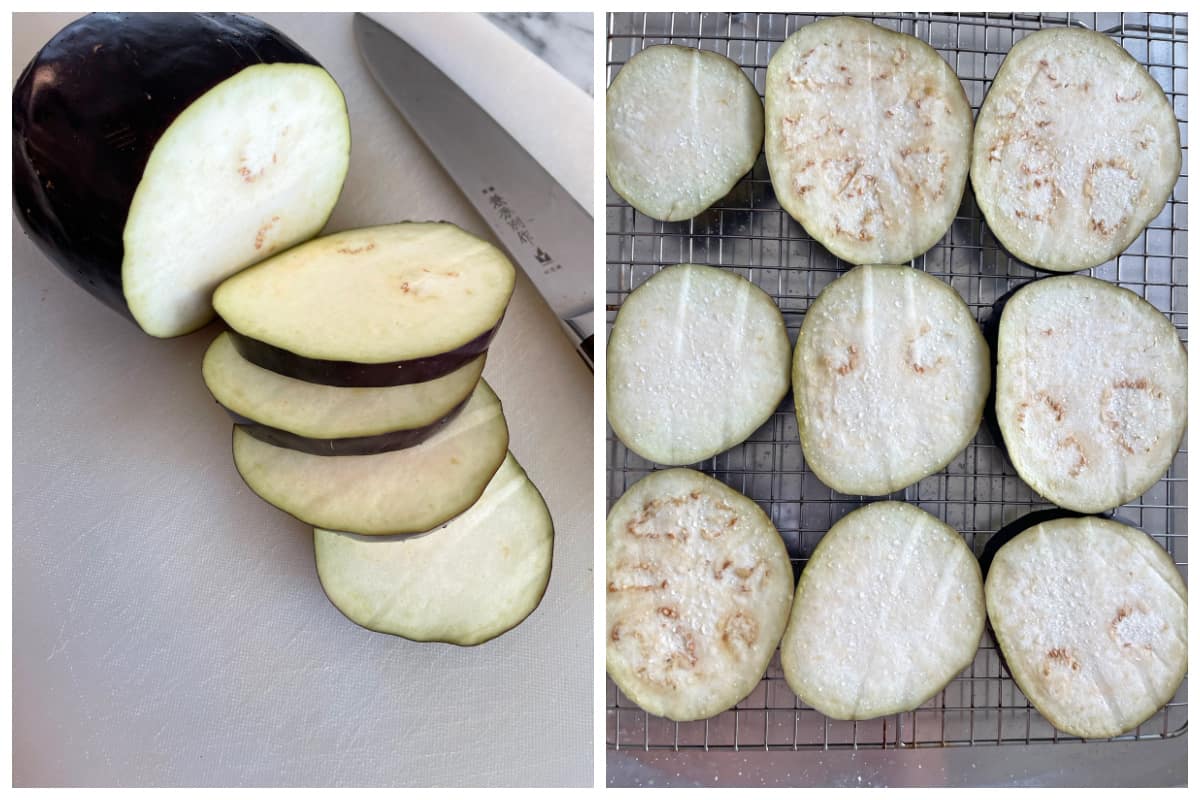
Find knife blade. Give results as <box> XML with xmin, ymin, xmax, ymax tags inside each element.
<box><xmin>353</xmin><ymin>13</ymin><xmax>594</xmax><ymax>369</ymax></box>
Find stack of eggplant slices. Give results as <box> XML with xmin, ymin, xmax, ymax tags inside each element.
<box><xmin>605</xmin><ymin>16</ymin><xmax>1186</xmax><ymax>739</ymax></box>
<box><xmin>14</xmin><ymin>13</ymin><xmax>552</xmax><ymax>647</ymax></box>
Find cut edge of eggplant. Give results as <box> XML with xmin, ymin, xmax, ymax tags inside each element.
<box><xmin>203</xmin><ymin>331</ymin><xmax>486</xmax><ymax>439</ymax></box>
<box><xmin>231</xmin><ymin>394</ymin><xmax>469</xmax><ymax>457</ymax></box>
<box><xmin>228</xmin><ymin>322</ymin><xmax>500</xmax><ymax>388</ymax></box>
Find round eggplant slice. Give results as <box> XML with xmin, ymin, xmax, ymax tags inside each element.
<box><xmin>995</xmin><ymin>275</ymin><xmax>1186</xmax><ymax>513</ymax></box>
<box><xmin>607</xmin><ymin>263</ymin><xmax>791</xmax><ymax>466</ymax></box>
<box><xmin>780</xmin><ymin>502</ymin><xmax>985</xmax><ymax>720</ymax></box>
<box><xmin>985</xmin><ymin>516</ymin><xmax>1187</xmax><ymax>739</ymax></box>
<box><xmin>793</xmin><ymin>265</ymin><xmax>990</xmax><ymax>496</ymax></box>
<box><xmin>203</xmin><ymin>331</ymin><xmax>484</xmax><ymax>442</ymax></box>
<box><xmin>606</xmin><ymin>469</ymin><xmax>793</xmax><ymax>722</ymax></box>
<box><xmin>213</xmin><ymin>223</ymin><xmax>514</xmax><ymax>386</ymax></box>
<box><xmin>12</xmin><ymin>13</ymin><xmax>351</xmax><ymax>337</ymax></box>
<box><xmin>765</xmin><ymin>17</ymin><xmax>972</xmax><ymax>264</ymax></box>
<box><xmin>233</xmin><ymin>380</ymin><xmax>508</xmax><ymax>535</ymax></box>
<box><xmin>315</xmin><ymin>453</ymin><xmax>553</xmax><ymax>646</ymax></box>
<box><xmin>972</xmin><ymin>28</ymin><xmax>1180</xmax><ymax>272</ymax></box>
<box><xmin>606</xmin><ymin>44</ymin><xmax>764</xmax><ymax>222</ymax></box>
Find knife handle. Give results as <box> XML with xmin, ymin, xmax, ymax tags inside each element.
<box><xmin>566</xmin><ymin>310</ymin><xmax>594</xmax><ymax>372</ymax></box>
<box><xmin>578</xmin><ymin>335</ymin><xmax>594</xmax><ymax>371</ymax></box>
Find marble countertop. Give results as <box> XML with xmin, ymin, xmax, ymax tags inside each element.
<box><xmin>485</xmin><ymin>12</ymin><xmax>593</xmax><ymax>96</ymax></box>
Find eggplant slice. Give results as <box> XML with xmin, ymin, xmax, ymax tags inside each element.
<box><xmin>996</xmin><ymin>275</ymin><xmax>1186</xmax><ymax>513</ymax></box>
<box><xmin>985</xmin><ymin>516</ymin><xmax>1187</xmax><ymax>739</ymax></box>
<box><xmin>13</xmin><ymin>13</ymin><xmax>351</xmax><ymax>337</ymax></box>
<box><xmin>794</xmin><ymin>265</ymin><xmax>990</xmax><ymax>496</ymax></box>
<box><xmin>213</xmin><ymin>223</ymin><xmax>515</xmax><ymax>386</ymax></box>
<box><xmin>203</xmin><ymin>331</ymin><xmax>484</xmax><ymax>442</ymax></box>
<box><xmin>607</xmin><ymin>263</ymin><xmax>791</xmax><ymax>466</ymax></box>
<box><xmin>315</xmin><ymin>453</ymin><xmax>553</xmax><ymax>646</ymax></box>
<box><xmin>780</xmin><ymin>502</ymin><xmax>985</xmax><ymax>720</ymax></box>
<box><xmin>972</xmin><ymin>28</ymin><xmax>1180</xmax><ymax>272</ymax></box>
<box><xmin>606</xmin><ymin>44</ymin><xmax>764</xmax><ymax>222</ymax></box>
<box><xmin>765</xmin><ymin>17</ymin><xmax>972</xmax><ymax>264</ymax></box>
<box><xmin>233</xmin><ymin>380</ymin><xmax>508</xmax><ymax>535</ymax></box>
<box><xmin>606</xmin><ymin>469</ymin><xmax>794</xmax><ymax>721</ymax></box>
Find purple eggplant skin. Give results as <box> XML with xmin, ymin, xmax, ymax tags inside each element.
<box><xmin>227</xmin><ymin>395</ymin><xmax>469</xmax><ymax>457</ymax></box>
<box><xmin>12</xmin><ymin>13</ymin><xmax>324</xmax><ymax>328</ymax></box>
<box><xmin>229</xmin><ymin>319</ymin><xmax>503</xmax><ymax>388</ymax></box>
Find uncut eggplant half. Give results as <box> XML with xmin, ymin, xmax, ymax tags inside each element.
<box><xmin>203</xmin><ymin>331</ymin><xmax>485</xmax><ymax>456</ymax></box>
<box><xmin>213</xmin><ymin>223</ymin><xmax>516</xmax><ymax>387</ymax></box>
<box><xmin>233</xmin><ymin>380</ymin><xmax>509</xmax><ymax>535</ymax></box>
<box><xmin>12</xmin><ymin>13</ymin><xmax>351</xmax><ymax>337</ymax></box>
<box><xmin>315</xmin><ymin>453</ymin><xmax>554</xmax><ymax>646</ymax></box>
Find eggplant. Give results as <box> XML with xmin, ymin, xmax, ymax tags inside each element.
<box><xmin>606</xmin><ymin>468</ymin><xmax>793</xmax><ymax>722</ymax></box>
<box><xmin>779</xmin><ymin>501</ymin><xmax>985</xmax><ymax>721</ymax></box>
<box><xmin>606</xmin><ymin>263</ymin><xmax>791</xmax><ymax>466</ymax></box>
<box><xmin>972</xmin><ymin>28</ymin><xmax>1180</xmax><ymax>272</ymax></box>
<box><xmin>202</xmin><ymin>331</ymin><xmax>484</xmax><ymax>455</ymax></box>
<box><xmin>233</xmin><ymin>380</ymin><xmax>509</xmax><ymax>535</ymax></box>
<box><xmin>12</xmin><ymin>13</ymin><xmax>351</xmax><ymax>337</ymax></box>
<box><xmin>606</xmin><ymin>44</ymin><xmax>764</xmax><ymax>222</ymax></box>
<box><xmin>315</xmin><ymin>453</ymin><xmax>554</xmax><ymax>646</ymax></box>
<box><xmin>994</xmin><ymin>275</ymin><xmax>1187</xmax><ymax>513</ymax></box>
<box><xmin>985</xmin><ymin>515</ymin><xmax>1187</xmax><ymax>739</ymax></box>
<box><xmin>764</xmin><ymin>17</ymin><xmax>972</xmax><ymax>264</ymax></box>
<box><xmin>213</xmin><ymin>223</ymin><xmax>515</xmax><ymax>387</ymax></box>
<box><xmin>793</xmin><ymin>265</ymin><xmax>990</xmax><ymax>496</ymax></box>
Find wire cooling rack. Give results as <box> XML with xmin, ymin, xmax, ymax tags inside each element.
<box><xmin>606</xmin><ymin>11</ymin><xmax>1188</xmax><ymax>752</ymax></box>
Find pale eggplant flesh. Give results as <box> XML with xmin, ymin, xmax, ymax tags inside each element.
<box><xmin>314</xmin><ymin>453</ymin><xmax>554</xmax><ymax>647</ymax></box>
<box><xmin>213</xmin><ymin>223</ymin><xmax>515</xmax><ymax>387</ymax></box>
<box><xmin>12</xmin><ymin>12</ymin><xmax>351</xmax><ymax>337</ymax></box>
<box><xmin>994</xmin><ymin>275</ymin><xmax>1187</xmax><ymax>513</ymax></box>
<box><xmin>971</xmin><ymin>27</ymin><xmax>1180</xmax><ymax>272</ymax></box>
<box><xmin>606</xmin><ymin>44</ymin><xmax>764</xmax><ymax>222</ymax></box>
<box><xmin>606</xmin><ymin>468</ymin><xmax>794</xmax><ymax>722</ymax></box>
<box><xmin>232</xmin><ymin>380</ymin><xmax>509</xmax><ymax>535</ymax></box>
<box><xmin>779</xmin><ymin>501</ymin><xmax>985</xmax><ymax>721</ymax></box>
<box><xmin>202</xmin><ymin>331</ymin><xmax>486</xmax><ymax>447</ymax></box>
<box><xmin>985</xmin><ymin>515</ymin><xmax>1187</xmax><ymax>739</ymax></box>
<box><xmin>607</xmin><ymin>263</ymin><xmax>791</xmax><ymax>466</ymax></box>
<box><xmin>793</xmin><ymin>265</ymin><xmax>990</xmax><ymax>496</ymax></box>
<box><xmin>765</xmin><ymin>17</ymin><xmax>973</xmax><ymax>264</ymax></box>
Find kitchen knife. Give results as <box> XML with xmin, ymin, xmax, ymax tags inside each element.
<box><xmin>353</xmin><ymin>13</ymin><xmax>594</xmax><ymax>369</ymax></box>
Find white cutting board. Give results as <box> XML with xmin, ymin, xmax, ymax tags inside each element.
<box><xmin>11</xmin><ymin>12</ymin><xmax>593</xmax><ymax>788</ymax></box>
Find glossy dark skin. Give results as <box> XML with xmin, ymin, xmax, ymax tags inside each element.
<box><xmin>227</xmin><ymin>395</ymin><xmax>469</xmax><ymax>457</ymax></box>
<box><xmin>12</xmin><ymin>13</ymin><xmax>320</xmax><ymax>324</ymax></box>
<box><xmin>229</xmin><ymin>320</ymin><xmax>503</xmax><ymax>387</ymax></box>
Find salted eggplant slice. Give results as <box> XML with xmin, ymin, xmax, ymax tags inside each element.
<box><xmin>985</xmin><ymin>516</ymin><xmax>1187</xmax><ymax>739</ymax></box>
<box><xmin>793</xmin><ymin>265</ymin><xmax>990</xmax><ymax>496</ymax></box>
<box><xmin>203</xmin><ymin>331</ymin><xmax>484</xmax><ymax>450</ymax></box>
<box><xmin>606</xmin><ymin>469</ymin><xmax>793</xmax><ymax>721</ymax></box>
<box><xmin>972</xmin><ymin>28</ymin><xmax>1180</xmax><ymax>272</ymax></box>
<box><xmin>12</xmin><ymin>13</ymin><xmax>351</xmax><ymax>337</ymax></box>
<box><xmin>607</xmin><ymin>263</ymin><xmax>791</xmax><ymax>466</ymax></box>
<box><xmin>213</xmin><ymin>223</ymin><xmax>515</xmax><ymax>386</ymax></box>
<box><xmin>315</xmin><ymin>453</ymin><xmax>553</xmax><ymax>646</ymax></box>
<box><xmin>780</xmin><ymin>502</ymin><xmax>985</xmax><ymax>720</ymax></box>
<box><xmin>765</xmin><ymin>17</ymin><xmax>972</xmax><ymax>264</ymax></box>
<box><xmin>995</xmin><ymin>275</ymin><xmax>1186</xmax><ymax>513</ymax></box>
<box><xmin>233</xmin><ymin>380</ymin><xmax>508</xmax><ymax>535</ymax></box>
<box><xmin>606</xmin><ymin>44</ymin><xmax>764</xmax><ymax>221</ymax></box>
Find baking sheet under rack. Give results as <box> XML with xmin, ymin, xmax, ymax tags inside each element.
<box><xmin>605</xmin><ymin>11</ymin><xmax>1188</xmax><ymax>752</ymax></box>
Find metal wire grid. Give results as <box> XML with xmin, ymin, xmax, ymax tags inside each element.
<box><xmin>605</xmin><ymin>12</ymin><xmax>1188</xmax><ymax>752</ymax></box>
